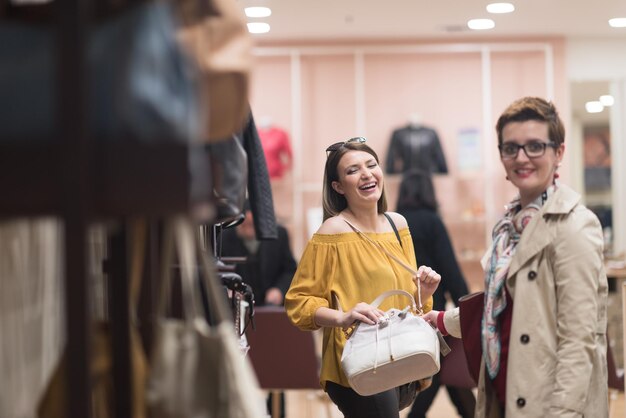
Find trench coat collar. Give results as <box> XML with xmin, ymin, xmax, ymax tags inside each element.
<box><xmin>506</xmin><ymin>184</ymin><xmax>581</xmax><ymax>280</ymax></box>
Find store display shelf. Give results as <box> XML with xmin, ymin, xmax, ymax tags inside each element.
<box><xmin>0</xmin><ymin>141</ymin><xmax>208</xmax><ymax>218</ymax></box>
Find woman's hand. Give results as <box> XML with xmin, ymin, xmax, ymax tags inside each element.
<box><xmin>413</xmin><ymin>265</ymin><xmax>441</xmax><ymax>302</ymax></box>
<box><xmin>339</xmin><ymin>302</ymin><xmax>386</xmax><ymax>328</ymax></box>
<box><xmin>421</xmin><ymin>309</ymin><xmax>439</xmax><ymax>327</ymax></box>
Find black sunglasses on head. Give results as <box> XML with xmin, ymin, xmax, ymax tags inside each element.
<box><xmin>325</xmin><ymin>136</ymin><xmax>367</xmax><ymax>156</ymax></box>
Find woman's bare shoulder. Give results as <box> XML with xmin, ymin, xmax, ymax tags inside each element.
<box><xmin>385</xmin><ymin>211</ymin><xmax>408</xmax><ymax>229</ymax></box>
<box><xmin>316</xmin><ymin>215</ymin><xmax>353</xmax><ymax>234</ymax></box>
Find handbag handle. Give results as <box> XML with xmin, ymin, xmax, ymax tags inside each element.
<box><xmin>156</xmin><ymin>218</ymin><xmax>203</xmax><ymax>326</ymax></box>
<box><xmin>157</xmin><ymin>217</ymin><xmax>234</xmax><ymax>326</ymax></box>
<box><xmin>342</xmin><ymin>218</ymin><xmax>423</xmax><ymax>311</ymax></box>
<box><xmin>370</xmin><ymin>289</ymin><xmax>417</xmax><ymax>311</ymax></box>
<box><xmin>334</xmin><ymin>289</ymin><xmax>418</xmax><ymax>318</ymax></box>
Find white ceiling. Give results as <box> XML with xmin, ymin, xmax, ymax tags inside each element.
<box><xmin>240</xmin><ymin>1</ymin><xmax>622</xmax><ymax>123</ymax></box>
<box><xmin>239</xmin><ymin>0</ymin><xmax>626</xmax><ymax>42</ymax></box>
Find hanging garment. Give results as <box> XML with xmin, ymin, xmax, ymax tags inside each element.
<box><xmin>385</xmin><ymin>125</ymin><xmax>448</xmax><ymax>174</ymax></box>
<box><xmin>257</xmin><ymin>125</ymin><xmax>292</xmax><ymax>180</ymax></box>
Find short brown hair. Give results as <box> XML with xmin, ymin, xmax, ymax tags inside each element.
<box><xmin>322</xmin><ymin>142</ymin><xmax>387</xmax><ymax>221</ymax></box>
<box><xmin>495</xmin><ymin>97</ymin><xmax>565</xmax><ymax>146</ymax></box>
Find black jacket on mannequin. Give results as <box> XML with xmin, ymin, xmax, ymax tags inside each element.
<box><xmin>385</xmin><ymin>124</ymin><xmax>448</xmax><ymax>174</ymax></box>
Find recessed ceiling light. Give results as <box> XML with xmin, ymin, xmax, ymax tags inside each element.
<box><xmin>245</xmin><ymin>7</ymin><xmax>271</xmax><ymax>18</ymax></box>
<box><xmin>609</xmin><ymin>18</ymin><xmax>626</xmax><ymax>28</ymax></box>
<box><xmin>486</xmin><ymin>3</ymin><xmax>515</xmax><ymax>14</ymax></box>
<box><xmin>467</xmin><ymin>19</ymin><xmax>495</xmax><ymax>30</ymax></box>
<box><xmin>585</xmin><ymin>101</ymin><xmax>604</xmax><ymax>113</ymax></box>
<box><xmin>600</xmin><ymin>95</ymin><xmax>615</xmax><ymax>106</ymax></box>
<box><xmin>247</xmin><ymin>22</ymin><xmax>270</xmax><ymax>34</ymax></box>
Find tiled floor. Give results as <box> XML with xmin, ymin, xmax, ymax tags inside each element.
<box><xmin>282</xmin><ymin>389</ymin><xmax>626</xmax><ymax>417</ymax></box>
<box><xmin>279</xmin><ymin>388</ymin><xmax>459</xmax><ymax>418</ymax></box>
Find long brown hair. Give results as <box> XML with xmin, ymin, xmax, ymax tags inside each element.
<box><xmin>322</xmin><ymin>142</ymin><xmax>387</xmax><ymax>221</ymax></box>
<box><xmin>396</xmin><ymin>169</ymin><xmax>438</xmax><ymax>212</ymax></box>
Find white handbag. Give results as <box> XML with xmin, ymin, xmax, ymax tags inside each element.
<box><xmin>147</xmin><ymin>217</ymin><xmax>265</xmax><ymax>418</ymax></box>
<box><xmin>340</xmin><ymin>289</ymin><xmax>441</xmax><ymax>396</ymax></box>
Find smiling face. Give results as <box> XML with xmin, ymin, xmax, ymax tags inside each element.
<box><xmin>331</xmin><ymin>150</ymin><xmax>384</xmax><ymax>209</ymax></box>
<box><xmin>500</xmin><ymin>120</ymin><xmax>564</xmax><ymax>206</ymax></box>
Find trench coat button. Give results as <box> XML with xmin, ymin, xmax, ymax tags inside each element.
<box><xmin>528</xmin><ymin>270</ymin><xmax>537</xmax><ymax>280</ymax></box>
<box><xmin>517</xmin><ymin>397</ymin><xmax>526</xmax><ymax>407</ymax></box>
<box><xmin>520</xmin><ymin>334</ymin><xmax>530</xmax><ymax>344</ymax></box>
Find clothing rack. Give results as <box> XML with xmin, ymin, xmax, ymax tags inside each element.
<box><xmin>0</xmin><ymin>1</ymin><xmax>212</xmax><ymax>417</ymax></box>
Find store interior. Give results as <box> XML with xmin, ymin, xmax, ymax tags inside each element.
<box><xmin>2</xmin><ymin>1</ymin><xmax>626</xmax><ymax>417</ymax></box>
<box><xmin>242</xmin><ymin>1</ymin><xmax>626</xmax><ymax>416</ymax></box>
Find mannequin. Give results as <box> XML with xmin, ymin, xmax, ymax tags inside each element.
<box><xmin>385</xmin><ymin>116</ymin><xmax>448</xmax><ymax>174</ymax></box>
<box><xmin>257</xmin><ymin>116</ymin><xmax>293</xmax><ymax>180</ymax></box>
<box><xmin>408</xmin><ymin>112</ymin><xmax>422</xmax><ymax>128</ymax></box>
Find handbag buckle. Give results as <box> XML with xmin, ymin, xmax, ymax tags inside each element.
<box><xmin>398</xmin><ymin>306</ymin><xmax>411</xmax><ymax>318</ymax></box>
<box><xmin>344</xmin><ymin>323</ymin><xmax>358</xmax><ymax>339</ymax></box>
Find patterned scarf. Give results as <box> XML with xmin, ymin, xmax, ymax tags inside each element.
<box><xmin>482</xmin><ymin>185</ymin><xmax>556</xmax><ymax>379</ymax></box>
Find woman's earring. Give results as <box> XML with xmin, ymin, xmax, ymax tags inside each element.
<box><xmin>554</xmin><ymin>162</ymin><xmax>561</xmax><ymax>179</ymax></box>
<box><xmin>505</xmin><ymin>175</ymin><xmax>510</xmax><ymax>181</ymax></box>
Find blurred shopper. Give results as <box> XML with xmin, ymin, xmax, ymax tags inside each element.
<box><xmin>396</xmin><ymin>169</ymin><xmax>476</xmax><ymax>418</ymax></box>
<box><xmin>220</xmin><ymin>204</ymin><xmax>297</xmax><ymax>306</ymax></box>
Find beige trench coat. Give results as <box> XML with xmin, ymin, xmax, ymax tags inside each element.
<box><xmin>450</xmin><ymin>185</ymin><xmax>609</xmax><ymax>418</ymax></box>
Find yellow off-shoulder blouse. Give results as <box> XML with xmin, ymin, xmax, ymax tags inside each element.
<box><xmin>284</xmin><ymin>227</ymin><xmax>433</xmax><ymax>390</ymax></box>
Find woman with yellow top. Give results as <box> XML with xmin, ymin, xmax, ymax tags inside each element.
<box><xmin>284</xmin><ymin>137</ymin><xmax>441</xmax><ymax>418</ymax></box>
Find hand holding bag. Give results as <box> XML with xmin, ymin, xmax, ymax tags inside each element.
<box><xmin>339</xmin><ymin>290</ymin><xmax>441</xmax><ymax>396</ymax></box>
<box><xmin>338</xmin><ymin>218</ymin><xmax>448</xmax><ymax>397</ymax></box>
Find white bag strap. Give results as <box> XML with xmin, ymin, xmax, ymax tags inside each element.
<box><xmin>370</xmin><ymin>289</ymin><xmax>417</xmax><ymax>311</ymax></box>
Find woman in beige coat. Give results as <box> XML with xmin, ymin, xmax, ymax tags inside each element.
<box><xmin>425</xmin><ymin>97</ymin><xmax>608</xmax><ymax>417</ymax></box>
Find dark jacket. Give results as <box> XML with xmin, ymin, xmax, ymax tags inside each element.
<box><xmin>239</xmin><ymin>112</ymin><xmax>278</xmax><ymax>240</ymax></box>
<box><xmin>400</xmin><ymin>208</ymin><xmax>468</xmax><ymax>309</ymax></box>
<box><xmin>220</xmin><ymin>224</ymin><xmax>296</xmax><ymax>305</ymax></box>
<box><xmin>386</xmin><ymin>125</ymin><xmax>448</xmax><ymax>175</ymax></box>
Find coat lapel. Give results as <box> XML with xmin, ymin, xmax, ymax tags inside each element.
<box><xmin>506</xmin><ymin>185</ymin><xmax>580</xmax><ymax>281</ymax></box>
<box><xmin>506</xmin><ymin>213</ymin><xmax>552</xmax><ymax>280</ymax></box>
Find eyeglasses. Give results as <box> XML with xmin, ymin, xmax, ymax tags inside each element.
<box><xmin>498</xmin><ymin>141</ymin><xmax>558</xmax><ymax>160</ymax></box>
<box><xmin>325</xmin><ymin>136</ymin><xmax>367</xmax><ymax>157</ymax></box>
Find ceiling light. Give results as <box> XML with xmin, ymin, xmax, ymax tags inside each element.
<box><xmin>245</xmin><ymin>7</ymin><xmax>271</xmax><ymax>18</ymax></box>
<box><xmin>247</xmin><ymin>22</ymin><xmax>270</xmax><ymax>34</ymax></box>
<box><xmin>609</xmin><ymin>18</ymin><xmax>626</xmax><ymax>28</ymax></box>
<box><xmin>467</xmin><ymin>19</ymin><xmax>495</xmax><ymax>30</ymax></box>
<box><xmin>585</xmin><ymin>101</ymin><xmax>604</xmax><ymax>113</ymax></box>
<box><xmin>600</xmin><ymin>95</ymin><xmax>615</xmax><ymax>106</ymax></box>
<box><xmin>486</xmin><ymin>3</ymin><xmax>515</xmax><ymax>14</ymax></box>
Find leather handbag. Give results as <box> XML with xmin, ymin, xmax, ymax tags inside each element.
<box><xmin>175</xmin><ymin>0</ymin><xmax>253</xmax><ymax>141</ymax></box>
<box><xmin>340</xmin><ymin>289</ymin><xmax>441</xmax><ymax>396</ymax></box>
<box><xmin>0</xmin><ymin>1</ymin><xmax>201</xmax><ymax>143</ymax></box>
<box><xmin>147</xmin><ymin>217</ymin><xmax>265</xmax><ymax>418</ymax></box>
<box><xmin>205</xmin><ymin>134</ymin><xmax>248</xmax><ymax>225</ymax></box>
<box><xmin>458</xmin><ymin>291</ymin><xmax>484</xmax><ymax>385</ymax></box>
<box><xmin>438</xmin><ymin>335</ymin><xmax>477</xmax><ymax>389</ymax></box>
